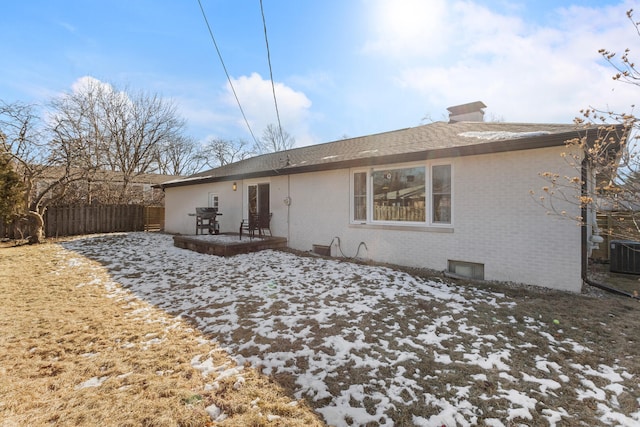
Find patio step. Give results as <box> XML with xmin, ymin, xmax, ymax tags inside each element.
<box><xmin>173</xmin><ymin>234</ymin><xmax>288</xmax><ymax>257</ymax></box>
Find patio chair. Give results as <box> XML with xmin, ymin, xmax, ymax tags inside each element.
<box><xmin>239</xmin><ymin>212</ymin><xmax>259</xmax><ymax>240</ymax></box>
<box><xmin>257</xmin><ymin>212</ymin><xmax>272</xmax><ymax>237</ymax></box>
<box><xmin>239</xmin><ymin>212</ymin><xmax>272</xmax><ymax>240</ymax></box>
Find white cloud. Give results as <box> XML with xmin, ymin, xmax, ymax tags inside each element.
<box><xmin>57</xmin><ymin>20</ymin><xmax>77</xmax><ymax>33</ymax></box>
<box><xmin>69</xmin><ymin>76</ymin><xmax>132</xmax><ymax>107</ymax></box>
<box><xmin>363</xmin><ymin>0</ymin><xmax>639</xmax><ymax>123</ymax></box>
<box><xmin>70</xmin><ymin>75</ymin><xmax>113</xmax><ymax>94</ymax></box>
<box><xmin>362</xmin><ymin>0</ymin><xmax>452</xmax><ymax>57</ymax></box>
<box><xmin>223</xmin><ymin>72</ymin><xmax>315</xmax><ymax>147</ymax></box>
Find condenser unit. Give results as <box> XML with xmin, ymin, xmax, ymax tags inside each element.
<box><xmin>609</xmin><ymin>240</ymin><xmax>640</xmax><ymax>275</ymax></box>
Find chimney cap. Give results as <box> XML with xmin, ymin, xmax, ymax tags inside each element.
<box><xmin>446</xmin><ymin>101</ymin><xmax>487</xmax><ymax>115</ymax></box>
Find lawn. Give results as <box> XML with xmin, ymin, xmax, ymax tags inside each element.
<box><xmin>2</xmin><ymin>232</ymin><xmax>640</xmax><ymax>426</ymax></box>
<box><xmin>0</xmin><ymin>236</ymin><xmax>323</xmax><ymax>426</ymax></box>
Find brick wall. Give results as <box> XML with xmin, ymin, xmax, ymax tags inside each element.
<box><xmin>164</xmin><ymin>145</ymin><xmax>583</xmax><ymax>292</ymax></box>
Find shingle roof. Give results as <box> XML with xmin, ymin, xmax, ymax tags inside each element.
<box><xmin>159</xmin><ymin>120</ymin><xmax>602</xmax><ymax>188</ymax></box>
<box><xmin>40</xmin><ymin>166</ymin><xmax>182</xmax><ymax>184</ymax></box>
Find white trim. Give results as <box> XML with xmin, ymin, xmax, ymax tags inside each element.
<box><xmin>348</xmin><ymin>223</ymin><xmax>454</xmax><ymax>233</ymax></box>
<box><xmin>245</xmin><ymin>181</ymin><xmax>271</xmax><ymax>219</ymax></box>
<box><xmin>429</xmin><ymin>163</ymin><xmax>453</xmax><ymax>227</ymax></box>
<box><xmin>350</xmin><ymin>161</ymin><xmax>453</xmax><ymax>229</ymax></box>
<box><xmin>370</xmin><ymin>164</ymin><xmax>427</xmax><ymax>226</ymax></box>
<box><xmin>208</xmin><ymin>192</ymin><xmax>219</xmax><ymax>210</ymax></box>
<box><xmin>350</xmin><ymin>169</ymin><xmax>368</xmax><ymax>224</ymax></box>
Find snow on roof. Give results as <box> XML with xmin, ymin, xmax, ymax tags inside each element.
<box><xmin>459</xmin><ymin>131</ymin><xmax>552</xmax><ymax>140</ymax></box>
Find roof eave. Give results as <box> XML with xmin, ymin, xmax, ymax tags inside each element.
<box><xmin>158</xmin><ymin>132</ymin><xmax>579</xmax><ymax>189</ymax></box>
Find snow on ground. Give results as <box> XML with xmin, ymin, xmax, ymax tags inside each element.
<box><xmin>61</xmin><ymin>233</ymin><xmax>639</xmax><ymax>427</ymax></box>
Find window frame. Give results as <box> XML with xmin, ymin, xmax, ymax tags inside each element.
<box><xmin>350</xmin><ymin>162</ymin><xmax>452</xmax><ymax>227</ymax></box>
<box><xmin>370</xmin><ymin>164</ymin><xmax>427</xmax><ymax>226</ymax></box>
<box><xmin>430</xmin><ymin>163</ymin><xmax>453</xmax><ymax>226</ymax></box>
<box><xmin>245</xmin><ymin>181</ymin><xmax>270</xmax><ymax>218</ymax></box>
<box><xmin>208</xmin><ymin>192</ymin><xmax>219</xmax><ymax>210</ymax></box>
<box><xmin>351</xmin><ymin>170</ymin><xmax>368</xmax><ymax>223</ymax></box>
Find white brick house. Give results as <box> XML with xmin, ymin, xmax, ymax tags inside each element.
<box><xmin>160</xmin><ymin>103</ymin><xmax>625</xmax><ymax>292</ymax></box>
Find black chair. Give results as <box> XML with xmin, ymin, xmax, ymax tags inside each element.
<box><xmin>239</xmin><ymin>212</ymin><xmax>259</xmax><ymax>240</ymax></box>
<box><xmin>239</xmin><ymin>212</ymin><xmax>271</xmax><ymax>240</ymax></box>
<box><xmin>257</xmin><ymin>212</ymin><xmax>272</xmax><ymax>237</ymax></box>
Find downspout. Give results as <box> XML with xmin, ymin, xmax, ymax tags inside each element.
<box><xmin>287</xmin><ymin>174</ymin><xmax>291</xmax><ymax>244</ymax></box>
<box><xmin>581</xmin><ymin>157</ymin><xmax>588</xmax><ymax>284</ymax></box>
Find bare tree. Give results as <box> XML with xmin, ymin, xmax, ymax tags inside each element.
<box><xmin>256</xmin><ymin>123</ymin><xmax>295</xmax><ymax>154</ymax></box>
<box><xmin>49</xmin><ymin>79</ymin><xmax>188</xmax><ymax>202</ymax></box>
<box><xmin>0</xmin><ymin>100</ymin><xmax>88</xmax><ymax>243</ymax></box>
<box><xmin>533</xmin><ymin>9</ymin><xmax>639</xmax><ymax>242</ymax></box>
<box><xmin>154</xmin><ymin>135</ymin><xmax>203</xmax><ymax>176</ymax></box>
<box><xmin>198</xmin><ymin>137</ymin><xmax>254</xmax><ymax>170</ymax></box>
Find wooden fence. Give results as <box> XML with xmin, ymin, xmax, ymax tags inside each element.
<box><xmin>0</xmin><ymin>205</ymin><xmax>164</xmax><ymax>239</ymax></box>
<box><xmin>144</xmin><ymin>206</ymin><xmax>165</xmax><ymax>231</ymax></box>
<box><xmin>591</xmin><ymin>211</ymin><xmax>640</xmax><ymax>261</ymax></box>
<box><xmin>373</xmin><ymin>206</ymin><xmax>426</xmax><ymax>222</ymax></box>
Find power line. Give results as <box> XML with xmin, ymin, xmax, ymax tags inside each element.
<box><xmin>196</xmin><ymin>0</ymin><xmax>260</xmax><ymax>147</ymax></box>
<box><xmin>259</xmin><ymin>0</ymin><xmax>286</xmax><ymax>148</ymax></box>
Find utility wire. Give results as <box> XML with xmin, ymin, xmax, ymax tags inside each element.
<box><xmin>259</xmin><ymin>0</ymin><xmax>286</xmax><ymax>148</ymax></box>
<box><xmin>196</xmin><ymin>0</ymin><xmax>260</xmax><ymax>147</ymax></box>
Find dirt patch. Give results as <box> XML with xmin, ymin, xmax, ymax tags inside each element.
<box><xmin>589</xmin><ymin>260</ymin><xmax>640</xmax><ymax>297</ymax></box>
<box><xmin>0</xmin><ymin>241</ymin><xmax>324</xmax><ymax>426</ymax></box>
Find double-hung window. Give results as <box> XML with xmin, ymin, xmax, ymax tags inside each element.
<box><xmin>351</xmin><ymin>163</ymin><xmax>452</xmax><ymax>226</ymax></box>
<box><xmin>353</xmin><ymin>172</ymin><xmax>368</xmax><ymax>222</ymax></box>
<box><xmin>432</xmin><ymin>165</ymin><xmax>451</xmax><ymax>224</ymax></box>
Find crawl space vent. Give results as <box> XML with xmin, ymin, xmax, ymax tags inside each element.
<box><xmin>448</xmin><ymin>260</ymin><xmax>485</xmax><ymax>280</ymax></box>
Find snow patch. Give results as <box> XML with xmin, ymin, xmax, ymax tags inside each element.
<box><xmin>75</xmin><ymin>376</ymin><xmax>109</xmax><ymax>390</ymax></box>
<box><xmin>459</xmin><ymin>131</ymin><xmax>551</xmax><ymax>140</ymax></box>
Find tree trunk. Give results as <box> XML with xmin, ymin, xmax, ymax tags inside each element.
<box><xmin>27</xmin><ymin>210</ymin><xmax>45</xmax><ymax>244</ymax></box>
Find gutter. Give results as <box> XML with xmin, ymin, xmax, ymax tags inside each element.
<box><xmin>158</xmin><ymin>131</ymin><xmax>582</xmax><ymax>190</ymax></box>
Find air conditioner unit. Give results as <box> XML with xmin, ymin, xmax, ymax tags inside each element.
<box><xmin>609</xmin><ymin>240</ymin><xmax>640</xmax><ymax>275</ymax></box>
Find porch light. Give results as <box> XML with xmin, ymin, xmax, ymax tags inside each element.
<box><xmin>232</xmin><ymin>182</ymin><xmax>237</xmax><ymax>191</ymax></box>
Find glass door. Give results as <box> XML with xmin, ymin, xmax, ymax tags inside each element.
<box><xmin>247</xmin><ymin>183</ymin><xmax>270</xmax><ymax>217</ymax></box>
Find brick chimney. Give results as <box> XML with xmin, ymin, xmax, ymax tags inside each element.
<box><xmin>447</xmin><ymin>101</ymin><xmax>487</xmax><ymax>123</ymax></box>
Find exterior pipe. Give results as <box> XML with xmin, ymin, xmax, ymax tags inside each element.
<box><xmin>583</xmin><ymin>276</ymin><xmax>640</xmax><ymax>300</ymax></box>
<box><xmin>581</xmin><ymin>157</ymin><xmax>589</xmax><ymax>286</ymax></box>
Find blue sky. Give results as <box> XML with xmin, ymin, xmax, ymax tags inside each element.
<box><xmin>1</xmin><ymin>0</ymin><xmax>637</xmax><ymax>148</ymax></box>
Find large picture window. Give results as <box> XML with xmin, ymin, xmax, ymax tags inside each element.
<box><xmin>372</xmin><ymin>166</ymin><xmax>426</xmax><ymax>222</ymax></box>
<box><xmin>351</xmin><ymin>164</ymin><xmax>451</xmax><ymax>226</ymax></box>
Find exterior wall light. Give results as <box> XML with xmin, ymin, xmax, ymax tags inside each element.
<box><xmin>232</xmin><ymin>182</ymin><xmax>237</xmax><ymax>191</ymax></box>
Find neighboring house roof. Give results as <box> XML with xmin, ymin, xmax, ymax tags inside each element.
<box><xmin>159</xmin><ymin>120</ymin><xmax>612</xmax><ymax>189</ymax></box>
<box><xmin>39</xmin><ymin>166</ymin><xmax>182</xmax><ymax>185</ymax></box>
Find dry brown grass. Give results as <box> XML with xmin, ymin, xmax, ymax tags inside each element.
<box><xmin>0</xmin><ymin>241</ymin><xmax>325</xmax><ymax>427</ymax></box>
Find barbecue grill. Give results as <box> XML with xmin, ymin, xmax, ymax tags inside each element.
<box><xmin>195</xmin><ymin>207</ymin><xmax>222</xmax><ymax>235</ymax></box>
